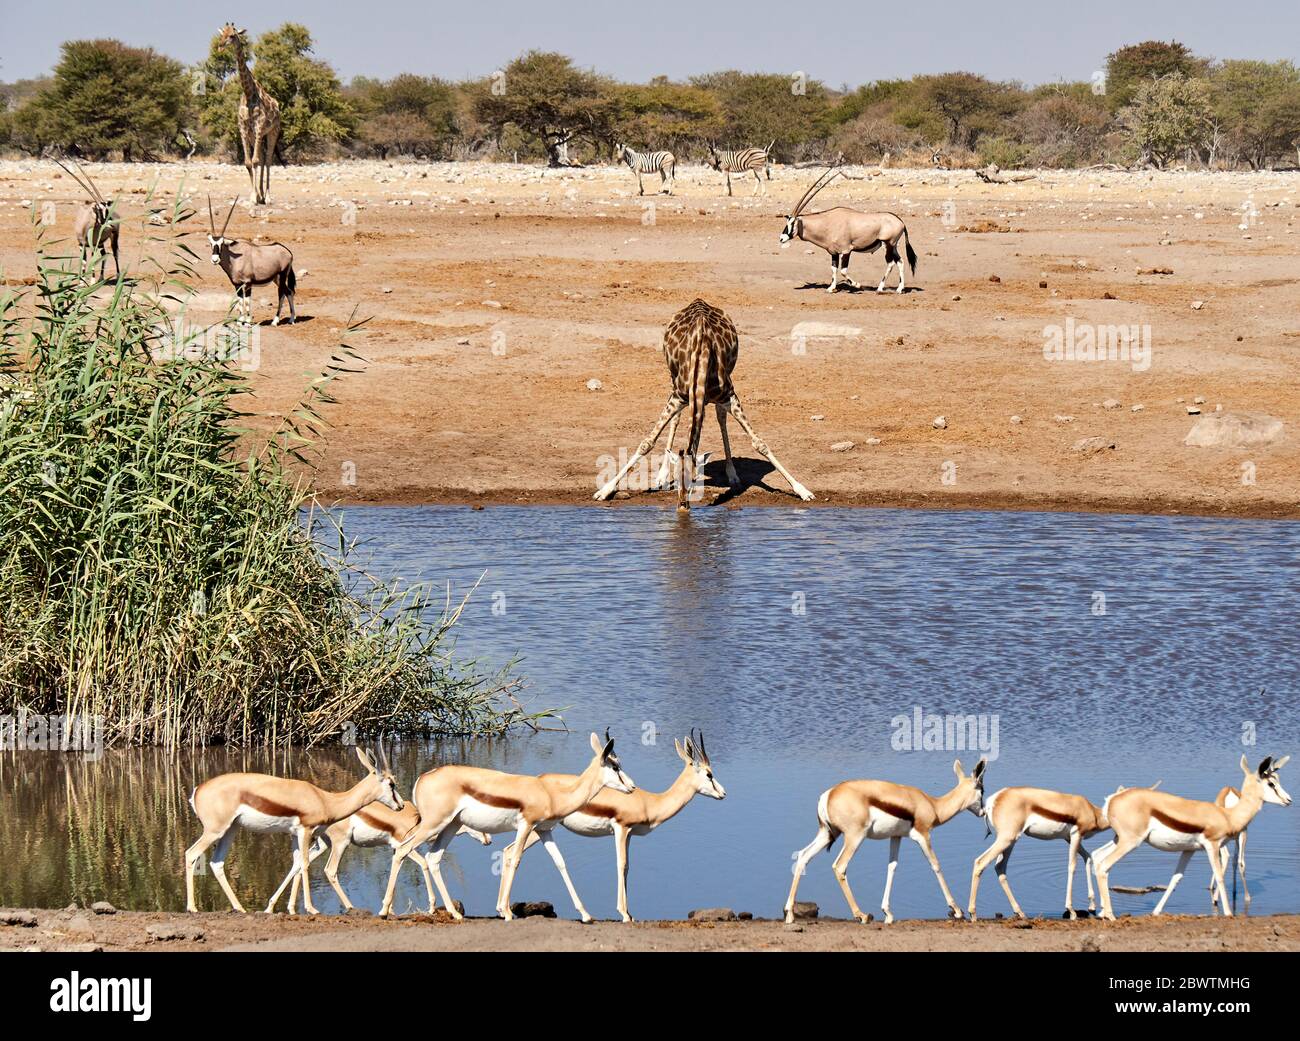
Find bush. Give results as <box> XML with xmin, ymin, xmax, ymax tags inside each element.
<box><xmin>0</xmin><ymin>196</ymin><xmax>526</xmax><ymax>748</ymax></box>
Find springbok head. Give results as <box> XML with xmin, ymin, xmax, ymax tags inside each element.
<box><xmin>1242</xmin><ymin>754</ymin><xmax>1291</xmax><ymax>806</ymax></box>
<box><xmin>954</xmin><ymin>757</ymin><xmax>989</xmax><ymax>817</ymax></box>
<box><xmin>207</xmin><ymin>195</ymin><xmax>238</xmax><ymax>263</ymax></box>
<box><xmin>676</xmin><ymin>728</ymin><xmax>726</xmax><ymax>800</ymax></box>
<box><xmin>357</xmin><ymin>743</ymin><xmax>404</xmax><ymax>812</ymax></box>
<box><xmin>779</xmin><ymin>163</ymin><xmax>842</xmax><ymax>243</ymax></box>
<box><xmin>590</xmin><ymin>729</ymin><xmax>636</xmax><ymax>794</ymax></box>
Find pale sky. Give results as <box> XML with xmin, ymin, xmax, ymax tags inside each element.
<box><xmin>2</xmin><ymin>0</ymin><xmax>1297</xmax><ymax>87</ymax></box>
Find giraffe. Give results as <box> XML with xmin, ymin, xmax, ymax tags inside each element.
<box><xmin>593</xmin><ymin>299</ymin><xmax>814</xmax><ymax>506</ymax></box>
<box><xmin>219</xmin><ymin>24</ymin><xmax>280</xmax><ymax>205</ymax></box>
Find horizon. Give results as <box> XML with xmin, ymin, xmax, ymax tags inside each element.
<box><xmin>2</xmin><ymin>0</ymin><xmax>1299</xmax><ymax>88</ymax></box>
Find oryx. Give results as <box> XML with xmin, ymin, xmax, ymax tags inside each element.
<box><xmin>207</xmin><ymin>196</ymin><xmax>297</xmax><ymax>326</ymax></box>
<box><xmin>779</xmin><ymin>166</ymin><xmax>917</xmax><ymax>294</ymax></box>
<box><xmin>52</xmin><ymin>155</ymin><xmax>119</xmax><ymax>281</ymax></box>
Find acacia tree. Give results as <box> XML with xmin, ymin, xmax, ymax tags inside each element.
<box><xmin>10</xmin><ymin>40</ymin><xmax>187</xmax><ymax>158</ymax></box>
<box><xmin>474</xmin><ymin>51</ymin><xmax>617</xmax><ymax>166</ymax></box>
<box><xmin>1118</xmin><ymin>73</ymin><xmax>1213</xmax><ymax>168</ymax></box>
<box><xmin>1104</xmin><ymin>40</ymin><xmax>1207</xmax><ymax>110</ymax></box>
<box><xmin>901</xmin><ymin>73</ymin><xmax>1025</xmax><ymax>151</ymax></box>
<box><xmin>1211</xmin><ymin>60</ymin><xmax>1300</xmax><ymax>168</ymax></box>
<box><xmin>348</xmin><ymin>74</ymin><xmax>459</xmax><ymax>158</ymax></box>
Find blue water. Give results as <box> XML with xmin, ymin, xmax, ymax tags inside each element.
<box><xmin>316</xmin><ymin>505</ymin><xmax>1300</xmax><ymax>922</ymax></box>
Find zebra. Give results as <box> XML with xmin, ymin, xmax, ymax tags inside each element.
<box><xmin>706</xmin><ymin>140</ymin><xmax>775</xmax><ymax>196</ymax></box>
<box><xmin>616</xmin><ymin>144</ymin><xmax>676</xmax><ymax>196</ymax></box>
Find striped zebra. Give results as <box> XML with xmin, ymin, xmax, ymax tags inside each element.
<box><xmin>616</xmin><ymin>144</ymin><xmax>676</xmax><ymax>196</ymax></box>
<box><xmin>706</xmin><ymin>140</ymin><xmax>775</xmax><ymax>196</ymax></box>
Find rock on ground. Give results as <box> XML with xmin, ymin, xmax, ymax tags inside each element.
<box><xmin>1183</xmin><ymin>411</ymin><xmax>1284</xmax><ymax>449</ymax></box>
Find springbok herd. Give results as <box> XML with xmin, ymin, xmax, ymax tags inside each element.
<box><xmin>184</xmin><ymin>736</ymin><xmax>1290</xmax><ymax>923</ymax></box>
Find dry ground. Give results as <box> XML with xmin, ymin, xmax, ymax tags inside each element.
<box><xmin>5</xmin><ymin>906</ymin><xmax>1297</xmax><ymax>952</ymax></box>
<box><xmin>2</xmin><ymin>158</ymin><xmax>1299</xmax><ymax>516</ymax></box>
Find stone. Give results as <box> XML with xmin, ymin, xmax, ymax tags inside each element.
<box><xmin>688</xmin><ymin>907</ymin><xmax>737</xmax><ymax>922</ymax></box>
<box><xmin>1073</xmin><ymin>437</ymin><xmax>1115</xmax><ymax>456</ymax></box>
<box><xmin>482</xmin><ymin>299</ymin><xmax>503</xmax><ymax>308</ymax></box>
<box><xmin>810</xmin><ymin>414</ymin><xmax>825</xmax><ymax>421</ymax></box>
<box><xmin>585</xmin><ymin>379</ymin><xmax>602</xmax><ymax>391</ymax></box>
<box><xmin>1102</xmin><ymin>399</ymin><xmax>1121</xmax><ymax>410</ymax></box>
<box><xmin>1053</xmin><ymin>415</ymin><xmax>1075</xmax><ymax>423</ymax></box>
<box><xmin>1183</xmin><ymin>411</ymin><xmax>1284</xmax><ymax>449</ymax></box>
<box><xmin>1131</xmin><ymin>404</ymin><xmax>1144</xmax><ymax>412</ymax></box>
<box><xmin>0</xmin><ymin>910</ymin><xmax>37</xmax><ymax>927</ymax></box>
<box><xmin>146</xmin><ymin>923</ymin><xmax>206</xmax><ymax>942</ymax></box>
<box><xmin>933</xmin><ymin>416</ymin><xmax>947</xmax><ymax>429</ymax></box>
<box><xmin>865</xmin><ymin>437</ymin><xmax>882</xmax><ymax>445</ymax></box>
<box><xmin>788</xmin><ymin>901</ymin><xmax>819</xmax><ymax>920</ymax></box>
<box><xmin>1010</xmin><ymin>415</ymin><xmax>1023</xmax><ymax>424</ymax></box>
<box><xmin>90</xmin><ymin>901</ymin><xmax>117</xmax><ymax>916</ymax></box>
<box><xmin>509</xmin><ymin>901</ymin><xmax>556</xmax><ymax>919</ymax></box>
<box><xmin>829</xmin><ymin>441</ymin><xmax>855</xmax><ymax>452</ymax></box>
<box><xmin>1191</xmin><ymin>300</ymin><xmax>1205</xmax><ymax>310</ymax></box>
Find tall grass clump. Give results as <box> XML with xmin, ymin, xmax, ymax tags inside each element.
<box><xmin>0</xmin><ymin>191</ymin><xmax>524</xmax><ymax>748</ymax></box>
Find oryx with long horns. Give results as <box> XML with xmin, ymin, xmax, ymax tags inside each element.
<box><xmin>51</xmin><ymin>155</ymin><xmax>119</xmax><ymax>281</ymax></box>
<box><xmin>779</xmin><ymin>166</ymin><xmax>917</xmax><ymax>294</ymax></box>
<box><xmin>207</xmin><ymin>196</ymin><xmax>297</xmax><ymax>326</ymax></box>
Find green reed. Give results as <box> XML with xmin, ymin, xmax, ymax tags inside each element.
<box><xmin>0</xmin><ymin>186</ymin><xmax>527</xmax><ymax>748</ymax></box>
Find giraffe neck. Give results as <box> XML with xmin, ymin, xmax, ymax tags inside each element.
<box><xmin>231</xmin><ymin>38</ymin><xmax>260</xmax><ymax>103</ymax></box>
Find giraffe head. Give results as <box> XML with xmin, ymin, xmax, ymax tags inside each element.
<box><xmin>218</xmin><ymin>23</ymin><xmax>247</xmax><ymax>51</ymax></box>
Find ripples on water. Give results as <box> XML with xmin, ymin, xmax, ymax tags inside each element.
<box><xmin>2</xmin><ymin>506</ymin><xmax>1297</xmax><ymax>921</ymax></box>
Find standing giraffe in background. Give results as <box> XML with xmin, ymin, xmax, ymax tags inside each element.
<box><xmin>219</xmin><ymin>24</ymin><xmax>280</xmax><ymax>205</ymax></box>
<box><xmin>593</xmin><ymin>299</ymin><xmax>814</xmax><ymax>505</ymax></box>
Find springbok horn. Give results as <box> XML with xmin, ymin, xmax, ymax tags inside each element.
<box><xmin>220</xmin><ymin>196</ymin><xmax>238</xmax><ymax>237</ymax></box>
<box><xmin>696</xmin><ymin>730</ymin><xmax>709</xmax><ymax>766</ymax></box>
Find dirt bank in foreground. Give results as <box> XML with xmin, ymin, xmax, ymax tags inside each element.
<box><xmin>4</xmin><ymin>907</ymin><xmax>1297</xmax><ymax>952</ymax></box>
<box><xmin>3</xmin><ymin>160</ymin><xmax>1300</xmax><ymax>519</ymax></box>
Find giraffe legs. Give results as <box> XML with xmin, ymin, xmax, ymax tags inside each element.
<box><xmin>594</xmin><ymin>395</ymin><xmax>687</xmax><ymax>500</ymax></box>
<box><xmin>715</xmin><ymin>405</ymin><xmax>740</xmax><ymax>486</ymax></box>
<box><xmin>651</xmin><ymin>413</ymin><xmax>681</xmax><ymax>490</ymax></box>
<box><xmin>721</xmin><ymin>395</ymin><xmax>814</xmax><ymax>501</ymax></box>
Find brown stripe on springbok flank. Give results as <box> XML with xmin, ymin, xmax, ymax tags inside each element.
<box><xmin>356</xmin><ymin>809</ymin><xmax>398</xmax><ymax>835</ymax></box>
<box><xmin>575</xmin><ymin>802</ymin><xmax>617</xmax><ymax>819</ymax></box>
<box><xmin>1029</xmin><ymin>804</ymin><xmax>1076</xmax><ymax>824</ymax></box>
<box><xmin>466</xmin><ymin>787</ymin><xmax>524</xmax><ymax>811</ymax></box>
<box><xmin>868</xmin><ymin>798</ymin><xmax>914</xmax><ymax>823</ymax></box>
<box><xmin>241</xmin><ymin>792</ymin><xmax>301</xmax><ymax>819</ymax></box>
<box><xmin>1151</xmin><ymin>809</ymin><xmax>1203</xmax><ymax>834</ymax></box>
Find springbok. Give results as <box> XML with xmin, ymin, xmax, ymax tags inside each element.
<box><xmin>207</xmin><ymin>196</ymin><xmax>297</xmax><ymax>326</ymax></box>
<box><xmin>52</xmin><ymin>156</ymin><xmax>119</xmax><ymax>280</ymax></box>
<box><xmin>784</xmin><ymin>758</ymin><xmax>987</xmax><ymax>924</ymax></box>
<box><xmin>184</xmin><ymin>746</ymin><xmax>402</xmax><ymax>914</ymax></box>
<box><xmin>1095</xmin><ymin>755</ymin><xmax>1290</xmax><ymax>919</ymax></box>
<box><xmin>504</xmin><ymin>731</ymin><xmax>725</xmax><ymax>922</ymax></box>
<box><xmin>968</xmin><ymin>786</ymin><xmax>1109</xmax><ymax>921</ymax></box>
<box><xmin>376</xmin><ymin>732</ymin><xmax>635</xmax><ymax>920</ymax></box>
<box><xmin>779</xmin><ymin>167</ymin><xmax>917</xmax><ymax>294</ymax></box>
<box><xmin>265</xmin><ymin>804</ymin><xmax>491</xmax><ymax>915</ymax></box>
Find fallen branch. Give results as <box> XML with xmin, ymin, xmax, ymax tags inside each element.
<box><xmin>975</xmin><ymin>165</ymin><xmax>1037</xmax><ymax>184</ymax></box>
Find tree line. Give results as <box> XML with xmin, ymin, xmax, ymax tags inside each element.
<box><xmin>1</xmin><ymin>30</ymin><xmax>1297</xmax><ymax>170</ymax></box>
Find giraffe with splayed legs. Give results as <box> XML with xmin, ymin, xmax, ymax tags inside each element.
<box><xmin>594</xmin><ymin>299</ymin><xmax>814</xmax><ymax>505</ymax></box>
<box><xmin>219</xmin><ymin>24</ymin><xmax>281</xmax><ymax>205</ymax></box>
